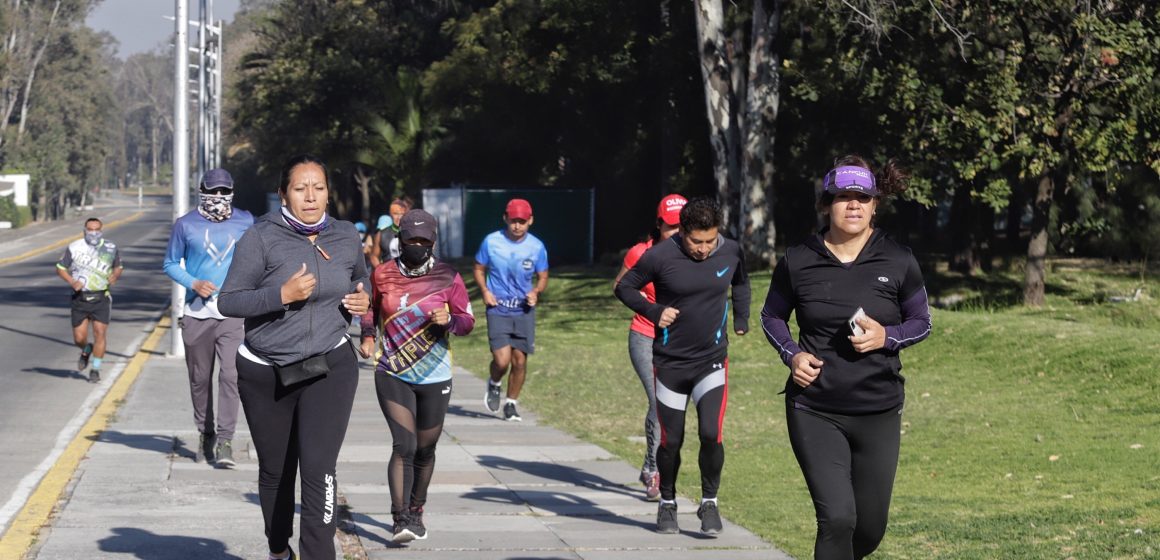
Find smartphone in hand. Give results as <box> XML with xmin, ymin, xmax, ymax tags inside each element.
<box><xmin>849</xmin><ymin>307</ymin><xmax>868</xmax><ymax>336</ymax></box>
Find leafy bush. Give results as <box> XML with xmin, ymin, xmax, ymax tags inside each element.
<box><xmin>0</xmin><ymin>195</ymin><xmax>31</xmax><ymax>228</ymax></box>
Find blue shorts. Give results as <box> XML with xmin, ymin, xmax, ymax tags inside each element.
<box><xmin>486</xmin><ymin>309</ymin><xmax>536</xmax><ymax>354</ymax></box>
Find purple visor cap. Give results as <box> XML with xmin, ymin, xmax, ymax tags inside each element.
<box><xmin>823</xmin><ymin>165</ymin><xmax>877</xmax><ymax>196</ymax></box>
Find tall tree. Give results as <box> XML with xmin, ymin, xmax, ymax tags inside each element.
<box><xmin>690</xmin><ymin>0</ymin><xmax>785</xmax><ymax>266</ymax></box>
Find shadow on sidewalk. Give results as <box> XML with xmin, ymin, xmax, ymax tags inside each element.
<box><xmin>460</xmin><ymin>486</ymin><xmax>655</xmax><ymax>530</ymax></box>
<box><xmin>97</xmin><ymin>527</ymin><xmax>244</xmax><ymax>559</ymax></box>
<box><xmin>86</xmin><ymin>430</ymin><xmax>178</xmax><ymax>456</ymax></box>
<box><xmin>474</xmin><ymin>455</ymin><xmax>640</xmax><ymax>499</ymax></box>
<box><xmin>23</xmin><ymin>366</ymin><xmax>88</xmax><ymax>381</ymax></box>
<box><xmin>446</xmin><ymin>403</ymin><xmax>500</xmax><ymax>420</ymax></box>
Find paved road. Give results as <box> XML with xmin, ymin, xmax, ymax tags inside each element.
<box><xmin>0</xmin><ymin>195</ymin><xmax>174</xmax><ymax>534</ymax></box>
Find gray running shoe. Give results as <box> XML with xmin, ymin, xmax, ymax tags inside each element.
<box><xmin>392</xmin><ymin>513</ymin><xmax>417</xmax><ymax>543</ymax></box>
<box><xmin>87</xmin><ymin>369</ymin><xmax>100</xmax><ymax>384</ymax></box>
<box><xmin>656</xmin><ymin>502</ymin><xmax>679</xmax><ymax>534</ymax></box>
<box><xmin>215</xmin><ymin>439</ymin><xmax>236</xmax><ymax>468</ymax></box>
<box><xmin>697</xmin><ymin>501</ymin><xmax>723</xmax><ymax>536</ymax></box>
<box><xmin>503</xmin><ymin>402</ymin><xmax>522</xmax><ymax>422</ymax></box>
<box><xmin>196</xmin><ymin>432</ymin><xmax>217</xmax><ymax>464</ymax></box>
<box><xmin>484</xmin><ymin>382</ymin><xmax>502</xmax><ymax>413</ymax></box>
<box><xmin>77</xmin><ymin>343</ymin><xmax>92</xmax><ymax>371</ymax></box>
<box><xmin>407</xmin><ymin>507</ymin><xmax>428</xmax><ymax>540</ymax></box>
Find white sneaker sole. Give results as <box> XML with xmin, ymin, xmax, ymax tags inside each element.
<box><xmin>392</xmin><ymin>529</ymin><xmax>417</xmax><ymax>543</ymax></box>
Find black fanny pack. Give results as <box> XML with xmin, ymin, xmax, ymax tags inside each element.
<box><xmin>75</xmin><ymin>290</ymin><xmax>104</xmax><ymax>303</ymax></box>
<box><xmin>274</xmin><ymin>353</ymin><xmax>331</xmax><ymax>386</ymax></box>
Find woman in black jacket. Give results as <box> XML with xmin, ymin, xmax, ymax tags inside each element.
<box><xmin>219</xmin><ymin>154</ymin><xmax>370</xmax><ymax>560</ymax></box>
<box><xmin>761</xmin><ymin>155</ymin><xmax>931</xmax><ymax>560</ymax></box>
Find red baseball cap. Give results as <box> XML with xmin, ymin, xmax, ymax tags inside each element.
<box><xmin>506</xmin><ymin>198</ymin><xmax>533</xmax><ymax>220</ymax></box>
<box><xmin>656</xmin><ymin>194</ymin><xmax>688</xmax><ymax>226</ymax></box>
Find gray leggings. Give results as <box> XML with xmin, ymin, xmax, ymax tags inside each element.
<box><xmin>627</xmin><ymin>330</ymin><xmax>660</xmax><ymax>473</ymax></box>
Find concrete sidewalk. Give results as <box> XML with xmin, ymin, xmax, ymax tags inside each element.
<box><xmin>23</xmin><ymin>319</ymin><xmax>790</xmax><ymax>559</ymax></box>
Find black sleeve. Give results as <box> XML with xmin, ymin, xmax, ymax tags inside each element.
<box><xmin>614</xmin><ymin>248</ymin><xmax>665</xmax><ymax>324</ymax></box>
<box><xmin>730</xmin><ymin>245</ymin><xmax>751</xmax><ymax>333</ymax></box>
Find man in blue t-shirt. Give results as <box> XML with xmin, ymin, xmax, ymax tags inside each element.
<box><xmin>473</xmin><ymin>198</ymin><xmax>549</xmax><ymax>422</ymax></box>
<box><xmin>163</xmin><ymin>168</ymin><xmax>254</xmax><ymax>467</ymax></box>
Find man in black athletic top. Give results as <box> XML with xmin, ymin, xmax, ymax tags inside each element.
<box><xmin>614</xmin><ymin>196</ymin><xmax>750</xmax><ymax>536</ymax></box>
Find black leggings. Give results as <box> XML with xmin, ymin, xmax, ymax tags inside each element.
<box><xmin>654</xmin><ymin>359</ymin><xmax>728</xmax><ymax>501</ymax></box>
<box><xmin>375</xmin><ymin>374</ymin><xmax>451</xmax><ymax>516</ymax></box>
<box><xmin>237</xmin><ymin>344</ymin><xmax>358</xmax><ymax>560</ymax></box>
<box><xmin>786</xmin><ymin>401</ymin><xmax>903</xmax><ymax>560</ymax></box>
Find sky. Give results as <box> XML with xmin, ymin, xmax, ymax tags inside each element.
<box><xmin>87</xmin><ymin>0</ymin><xmax>241</xmax><ymax>59</ymax></box>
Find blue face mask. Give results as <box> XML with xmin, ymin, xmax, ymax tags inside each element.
<box><xmin>84</xmin><ymin>231</ymin><xmax>102</xmax><ymax>246</ymax></box>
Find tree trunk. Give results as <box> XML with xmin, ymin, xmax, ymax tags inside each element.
<box><xmin>1023</xmin><ymin>172</ymin><xmax>1054</xmax><ymax>306</ymax></box>
<box><xmin>693</xmin><ymin>0</ymin><xmax>741</xmax><ymax>235</ymax></box>
<box><xmin>947</xmin><ymin>181</ymin><xmax>979</xmax><ymax>274</ymax></box>
<box><xmin>15</xmin><ymin>0</ymin><xmax>62</xmax><ymax>144</ymax></box>
<box><xmin>353</xmin><ymin>164</ymin><xmax>372</xmax><ymax>227</ymax></box>
<box><xmin>739</xmin><ymin>0</ymin><xmax>783</xmax><ymax>268</ymax></box>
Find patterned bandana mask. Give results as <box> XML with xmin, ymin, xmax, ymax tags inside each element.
<box><xmin>198</xmin><ymin>193</ymin><xmax>234</xmax><ymax>222</ymax></box>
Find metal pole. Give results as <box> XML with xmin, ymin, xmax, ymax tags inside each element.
<box><xmin>197</xmin><ymin>0</ymin><xmax>207</xmax><ymax>179</ymax></box>
<box><xmin>213</xmin><ymin>20</ymin><xmax>223</xmax><ymax>168</ymax></box>
<box><xmin>171</xmin><ymin>0</ymin><xmax>190</xmax><ymax>357</ymax></box>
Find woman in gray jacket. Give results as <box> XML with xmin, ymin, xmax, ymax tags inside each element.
<box><xmin>219</xmin><ymin>154</ymin><xmax>370</xmax><ymax>560</ymax></box>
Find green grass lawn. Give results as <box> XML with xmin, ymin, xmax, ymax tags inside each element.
<box><xmin>450</xmin><ymin>259</ymin><xmax>1160</xmax><ymax>559</ymax></box>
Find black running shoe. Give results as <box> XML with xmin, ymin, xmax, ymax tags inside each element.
<box><xmin>503</xmin><ymin>401</ymin><xmax>522</xmax><ymax>422</ymax></box>
<box><xmin>87</xmin><ymin>369</ymin><xmax>100</xmax><ymax>384</ymax></box>
<box><xmin>266</xmin><ymin>547</ymin><xmax>294</xmax><ymax>560</ymax></box>
<box><xmin>484</xmin><ymin>382</ymin><xmax>502</xmax><ymax>413</ymax></box>
<box><xmin>77</xmin><ymin>343</ymin><xmax>92</xmax><ymax>371</ymax></box>
<box><xmin>697</xmin><ymin>501</ymin><xmax>723</xmax><ymax>536</ymax></box>
<box><xmin>656</xmin><ymin>502</ymin><xmax>679</xmax><ymax>534</ymax></box>
<box><xmin>196</xmin><ymin>432</ymin><xmax>216</xmax><ymax>464</ymax></box>
<box><xmin>407</xmin><ymin>507</ymin><xmax>428</xmax><ymax>540</ymax></box>
<box><xmin>392</xmin><ymin>513</ymin><xmax>417</xmax><ymax>543</ymax></box>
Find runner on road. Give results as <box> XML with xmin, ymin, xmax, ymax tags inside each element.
<box><xmin>57</xmin><ymin>217</ymin><xmax>123</xmax><ymax>384</ymax></box>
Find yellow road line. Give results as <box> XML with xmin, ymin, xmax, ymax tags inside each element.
<box><xmin>0</xmin><ymin>315</ymin><xmax>169</xmax><ymax>559</ymax></box>
<box><xmin>0</xmin><ymin>211</ymin><xmax>145</xmax><ymax>266</ymax></box>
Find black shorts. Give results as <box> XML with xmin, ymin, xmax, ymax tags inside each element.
<box><xmin>71</xmin><ymin>291</ymin><xmax>111</xmax><ymax>327</ymax></box>
<box><xmin>486</xmin><ymin>309</ymin><xmax>535</xmax><ymax>354</ymax></box>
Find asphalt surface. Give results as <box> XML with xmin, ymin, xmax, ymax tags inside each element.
<box><xmin>0</xmin><ymin>194</ymin><xmax>791</xmax><ymax>559</ymax></box>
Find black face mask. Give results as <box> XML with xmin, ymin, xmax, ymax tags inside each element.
<box><xmin>400</xmin><ymin>244</ymin><xmax>433</xmax><ymax>268</ymax></box>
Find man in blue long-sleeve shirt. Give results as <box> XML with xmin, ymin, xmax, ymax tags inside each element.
<box><xmin>163</xmin><ymin>168</ymin><xmax>254</xmax><ymax>467</ymax></box>
<box><xmin>614</xmin><ymin>196</ymin><xmax>750</xmax><ymax>537</ymax></box>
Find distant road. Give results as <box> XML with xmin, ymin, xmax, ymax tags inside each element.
<box><xmin>0</xmin><ymin>196</ymin><xmax>175</xmax><ymax>533</ymax></box>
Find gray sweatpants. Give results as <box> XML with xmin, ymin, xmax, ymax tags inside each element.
<box><xmin>628</xmin><ymin>330</ymin><xmax>660</xmax><ymax>474</ymax></box>
<box><xmin>180</xmin><ymin>316</ymin><xmax>243</xmax><ymax>441</ymax></box>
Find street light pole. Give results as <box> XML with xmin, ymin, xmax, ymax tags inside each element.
<box><xmin>171</xmin><ymin>0</ymin><xmax>190</xmax><ymax>357</ymax></box>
